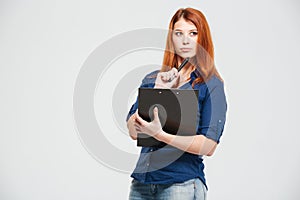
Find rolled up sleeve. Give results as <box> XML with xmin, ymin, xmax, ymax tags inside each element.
<box><xmin>197</xmin><ymin>79</ymin><xmax>227</xmax><ymax>143</ymax></box>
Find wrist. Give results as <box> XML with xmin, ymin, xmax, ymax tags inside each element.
<box><xmin>154</xmin><ymin>129</ymin><xmax>166</xmax><ymax>141</ymax></box>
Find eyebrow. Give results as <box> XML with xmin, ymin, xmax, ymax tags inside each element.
<box><xmin>174</xmin><ymin>29</ymin><xmax>198</xmax><ymax>32</ymax></box>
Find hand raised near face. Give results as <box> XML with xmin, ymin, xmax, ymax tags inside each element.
<box><xmin>154</xmin><ymin>68</ymin><xmax>181</xmax><ymax>89</ymax></box>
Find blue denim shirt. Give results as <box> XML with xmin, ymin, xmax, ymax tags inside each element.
<box><xmin>126</xmin><ymin>69</ymin><xmax>227</xmax><ymax>189</ymax></box>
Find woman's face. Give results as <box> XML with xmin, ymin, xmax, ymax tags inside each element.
<box><xmin>172</xmin><ymin>17</ymin><xmax>198</xmax><ymax>59</ymax></box>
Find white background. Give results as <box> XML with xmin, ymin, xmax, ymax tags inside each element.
<box><xmin>1</xmin><ymin>0</ymin><xmax>300</xmax><ymax>199</ymax></box>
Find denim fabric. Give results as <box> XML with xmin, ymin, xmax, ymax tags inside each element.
<box><xmin>127</xmin><ymin>70</ymin><xmax>227</xmax><ymax>188</ymax></box>
<box><xmin>129</xmin><ymin>178</ymin><xmax>207</xmax><ymax>200</ymax></box>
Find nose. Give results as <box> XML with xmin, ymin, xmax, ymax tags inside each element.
<box><xmin>182</xmin><ymin>34</ymin><xmax>190</xmax><ymax>45</ymax></box>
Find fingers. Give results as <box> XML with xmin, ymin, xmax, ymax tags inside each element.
<box><xmin>153</xmin><ymin>107</ymin><xmax>159</xmax><ymax>122</ymax></box>
<box><xmin>174</xmin><ymin>74</ymin><xmax>181</xmax><ymax>86</ymax></box>
<box><xmin>134</xmin><ymin>112</ymin><xmax>146</xmax><ymax>127</ymax></box>
<box><xmin>167</xmin><ymin>69</ymin><xmax>178</xmax><ymax>82</ymax></box>
<box><xmin>171</xmin><ymin>67</ymin><xmax>179</xmax><ymax>76</ymax></box>
<box><xmin>170</xmin><ymin>72</ymin><xmax>180</xmax><ymax>84</ymax></box>
<box><xmin>160</xmin><ymin>72</ymin><xmax>169</xmax><ymax>82</ymax></box>
<box><xmin>133</xmin><ymin>114</ymin><xmax>144</xmax><ymax>133</ymax></box>
<box><xmin>134</xmin><ymin>113</ymin><xmax>147</xmax><ymax>133</ymax></box>
<box><xmin>159</xmin><ymin>68</ymin><xmax>178</xmax><ymax>82</ymax></box>
<box><xmin>134</xmin><ymin>124</ymin><xmax>142</xmax><ymax>132</ymax></box>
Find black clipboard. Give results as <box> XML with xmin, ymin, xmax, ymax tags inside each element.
<box><xmin>137</xmin><ymin>88</ymin><xmax>199</xmax><ymax>147</ymax></box>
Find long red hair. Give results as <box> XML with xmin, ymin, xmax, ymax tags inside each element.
<box><xmin>162</xmin><ymin>8</ymin><xmax>223</xmax><ymax>86</ymax></box>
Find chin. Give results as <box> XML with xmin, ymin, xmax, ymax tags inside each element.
<box><xmin>178</xmin><ymin>53</ymin><xmax>196</xmax><ymax>59</ymax></box>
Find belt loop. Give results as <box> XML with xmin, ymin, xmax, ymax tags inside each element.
<box><xmin>150</xmin><ymin>184</ymin><xmax>157</xmax><ymax>194</ymax></box>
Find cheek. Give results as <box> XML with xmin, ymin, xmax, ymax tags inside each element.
<box><xmin>172</xmin><ymin>37</ymin><xmax>180</xmax><ymax>50</ymax></box>
<box><xmin>191</xmin><ymin>37</ymin><xmax>198</xmax><ymax>51</ymax></box>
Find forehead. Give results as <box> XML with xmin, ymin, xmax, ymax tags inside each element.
<box><xmin>174</xmin><ymin>18</ymin><xmax>196</xmax><ymax>30</ymax></box>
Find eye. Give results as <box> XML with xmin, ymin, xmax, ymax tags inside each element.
<box><xmin>190</xmin><ymin>31</ymin><xmax>198</xmax><ymax>36</ymax></box>
<box><xmin>174</xmin><ymin>32</ymin><xmax>183</xmax><ymax>36</ymax></box>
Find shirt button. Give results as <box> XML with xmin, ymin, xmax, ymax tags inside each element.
<box><xmin>146</xmin><ymin>163</ymin><xmax>150</xmax><ymax>166</ymax></box>
<box><xmin>218</xmin><ymin>120</ymin><xmax>221</xmax><ymax>123</ymax></box>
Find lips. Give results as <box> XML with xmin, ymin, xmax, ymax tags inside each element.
<box><xmin>180</xmin><ymin>48</ymin><xmax>192</xmax><ymax>52</ymax></box>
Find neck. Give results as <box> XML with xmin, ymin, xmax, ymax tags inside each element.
<box><xmin>178</xmin><ymin>60</ymin><xmax>194</xmax><ymax>77</ymax></box>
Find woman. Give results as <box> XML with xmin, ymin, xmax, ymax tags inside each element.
<box><xmin>126</xmin><ymin>7</ymin><xmax>227</xmax><ymax>200</ymax></box>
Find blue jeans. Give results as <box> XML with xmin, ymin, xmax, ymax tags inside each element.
<box><xmin>129</xmin><ymin>178</ymin><xmax>207</xmax><ymax>200</ymax></box>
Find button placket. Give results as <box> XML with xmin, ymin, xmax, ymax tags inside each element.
<box><xmin>145</xmin><ymin>148</ymin><xmax>153</xmax><ymax>171</ymax></box>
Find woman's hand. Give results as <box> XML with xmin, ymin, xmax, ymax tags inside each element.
<box><xmin>127</xmin><ymin>111</ymin><xmax>139</xmax><ymax>140</ymax></box>
<box><xmin>134</xmin><ymin>107</ymin><xmax>163</xmax><ymax>138</ymax></box>
<box><xmin>154</xmin><ymin>68</ymin><xmax>181</xmax><ymax>88</ymax></box>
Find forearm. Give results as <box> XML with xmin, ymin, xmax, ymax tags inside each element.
<box><xmin>154</xmin><ymin>131</ymin><xmax>217</xmax><ymax>156</ymax></box>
